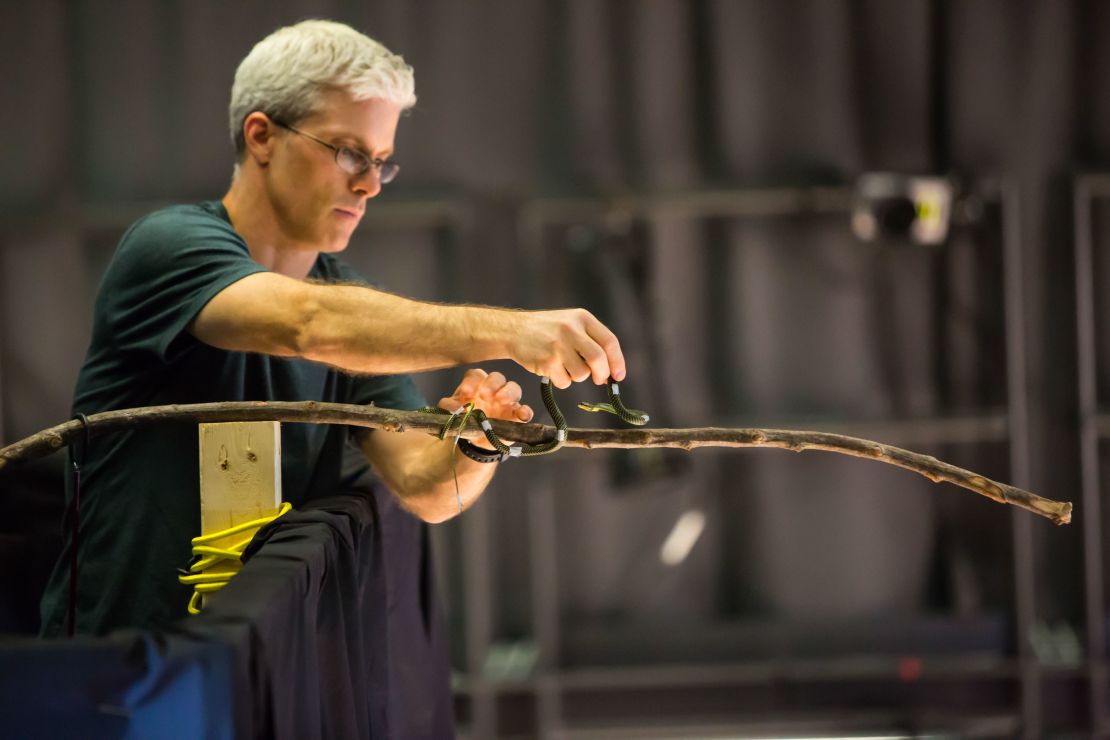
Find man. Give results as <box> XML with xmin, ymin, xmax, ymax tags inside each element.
<box><xmin>39</xmin><ymin>19</ymin><xmax>622</xmax><ymax>650</ymax></box>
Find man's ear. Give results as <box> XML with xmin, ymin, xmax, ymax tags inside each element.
<box><xmin>241</xmin><ymin>112</ymin><xmax>279</xmax><ymax>167</ymax></box>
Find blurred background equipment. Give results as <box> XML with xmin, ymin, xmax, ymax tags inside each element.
<box><xmin>851</xmin><ymin>173</ymin><xmax>955</xmax><ymax>245</ymax></box>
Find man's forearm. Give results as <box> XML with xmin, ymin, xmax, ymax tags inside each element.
<box><xmin>361</xmin><ymin>429</ymin><xmax>500</xmax><ymax>523</ymax></box>
<box><xmin>192</xmin><ymin>271</ymin><xmax>625</xmax><ymax>388</ymax></box>
<box><xmin>299</xmin><ymin>284</ymin><xmax>519</xmax><ymax>374</ymax></box>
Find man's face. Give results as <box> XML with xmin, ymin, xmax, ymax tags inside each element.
<box><xmin>267</xmin><ymin>89</ymin><xmax>402</xmax><ymax>252</ymax></box>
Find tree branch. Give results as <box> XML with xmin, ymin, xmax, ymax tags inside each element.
<box><xmin>0</xmin><ymin>401</ymin><xmax>1071</xmax><ymax>525</ymax></box>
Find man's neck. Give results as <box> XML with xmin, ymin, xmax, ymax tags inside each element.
<box><xmin>222</xmin><ymin>175</ymin><xmax>319</xmax><ymax>279</ymax></box>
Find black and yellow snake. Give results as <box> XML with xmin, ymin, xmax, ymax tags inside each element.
<box><xmin>423</xmin><ymin>377</ymin><xmax>649</xmax><ymax>463</ymax></box>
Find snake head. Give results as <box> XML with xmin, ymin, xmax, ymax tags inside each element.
<box><xmin>577</xmin><ymin>402</ymin><xmax>615</xmax><ymax>414</ymax></box>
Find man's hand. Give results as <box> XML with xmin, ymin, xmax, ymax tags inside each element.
<box><xmin>507</xmin><ymin>308</ymin><xmax>626</xmax><ymax>389</ymax></box>
<box><xmin>438</xmin><ymin>368</ymin><xmax>534</xmax><ymax>422</ymax></box>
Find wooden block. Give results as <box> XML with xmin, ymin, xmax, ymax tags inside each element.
<box><xmin>198</xmin><ymin>421</ymin><xmax>282</xmax><ymax>555</ymax></box>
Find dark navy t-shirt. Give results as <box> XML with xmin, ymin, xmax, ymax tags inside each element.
<box><xmin>40</xmin><ymin>200</ymin><xmax>426</xmax><ymax>636</ymax></box>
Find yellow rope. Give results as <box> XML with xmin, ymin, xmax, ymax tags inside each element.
<box><xmin>178</xmin><ymin>502</ymin><xmax>292</xmax><ymax>615</ymax></box>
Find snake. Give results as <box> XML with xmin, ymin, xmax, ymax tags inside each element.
<box><xmin>422</xmin><ymin>377</ymin><xmax>649</xmax><ymax>463</ymax></box>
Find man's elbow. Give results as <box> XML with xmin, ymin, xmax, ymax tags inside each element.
<box><xmin>394</xmin><ymin>475</ymin><xmax>473</xmax><ymax>523</ymax></box>
<box><xmin>419</xmin><ymin>507</ymin><xmax>458</xmax><ymax>525</ymax></box>
<box><xmin>399</xmin><ymin>490</ymin><xmax>460</xmax><ymax>524</ymax></box>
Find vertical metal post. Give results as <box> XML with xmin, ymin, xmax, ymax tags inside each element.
<box><xmin>445</xmin><ymin>205</ymin><xmax>498</xmax><ymax>738</ymax></box>
<box><xmin>0</xmin><ymin>358</ymin><xmax>5</xmax><ymax>444</ymax></box>
<box><xmin>530</xmin><ymin>473</ymin><xmax>563</xmax><ymax>738</ymax></box>
<box><xmin>0</xmin><ymin>245</ymin><xmax>6</xmax><ymax>446</ymax></box>
<box><xmin>1002</xmin><ymin>182</ymin><xmax>1041</xmax><ymax>736</ymax></box>
<box><xmin>461</xmin><ymin>498</ymin><xmax>496</xmax><ymax>738</ymax></box>
<box><xmin>1075</xmin><ymin>176</ymin><xmax>1107</xmax><ymax>735</ymax></box>
<box><xmin>519</xmin><ymin>209</ymin><xmax>564</xmax><ymax>737</ymax></box>
<box><xmin>516</xmin><ymin>218</ymin><xmax>574</xmax><ymax>737</ymax></box>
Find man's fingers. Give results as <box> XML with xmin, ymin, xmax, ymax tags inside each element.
<box><xmin>454</xmin><ymin>367</ymin><xmax>488</xmax><ymax>400</ymax></box>
<box><xmin>582</xmin><ymin>314</ymin><xmax>625</xmax><ymax>382</ymax></box>
<box><xmin>563</xmin><ymin>354</ymin><xmax>592</xmax><ymax>385</ymax></box>
<box><xmin>447</xmin><ymin>370</ymin><xmax>536</xmax><ymax>423</ymax></box>
<box><xmin>497</xmin><ymin>381</ymin><xmax>529</xmax><ymax>421</ymax></box>
<box><xmin>478</xmin><ymin>371</ymin><xmax>507</xmax><ymax>399</ymax></box>
<box><xmin>494</xmin><ymin>380</ymin><xmax>523</xmax><ymax>404</ymax></box>
<box><xmin>437</xmin><ymin>396</ymin><xmax>465</xmax><ymax>412</ymax></box>
<box><xmin>546</xmin><ymin>366</ymin><xmax>573</xmax><ymax>389</ymax></box>
<box><xmin>576</xmin><ymin>342</ymin><xmax>611</xmax><ymax>386</ymax></box>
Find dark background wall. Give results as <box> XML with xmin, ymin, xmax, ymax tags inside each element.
<box><xmin>1</xmin><ymin>0</ymin><xmax>1108</xmax><ymax>736</ymax></box>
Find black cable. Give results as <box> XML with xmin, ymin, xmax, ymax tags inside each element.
<box><xmin>66</xmin><ymin>413</ymin><xmax>90</xmax><ymax>638</ymax></box>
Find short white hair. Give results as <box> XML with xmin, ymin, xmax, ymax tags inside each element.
<box><xmin>229</xmin><ymin>19</ymin><xmax>416</xmax><ymax>156</ymax></box>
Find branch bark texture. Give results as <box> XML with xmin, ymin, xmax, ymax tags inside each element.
<box><xmin>0</xmin><ymin>401</ymin><xmax>1071</xmax><ymax>525</ymax></box>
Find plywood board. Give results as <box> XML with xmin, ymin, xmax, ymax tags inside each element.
<box><xmin>198</xmin><ymin>421</ymin><xmax>282</xmax><ymax>554</ymax></box>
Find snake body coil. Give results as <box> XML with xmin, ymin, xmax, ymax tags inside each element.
<box><xmin>423</xmin><ymin>376</ymin><xmax>648</xmax><ymax>462</ymax></box>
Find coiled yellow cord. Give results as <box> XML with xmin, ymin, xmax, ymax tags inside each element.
<box><xmin>178</xmin><ymin>502</ymin><xmax>292</xmax><ymax>615</ymax></box>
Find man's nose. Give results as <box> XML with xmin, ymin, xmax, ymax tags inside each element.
<box><xmin>351</xmin><ymin>168</ymin><xmax>382</xmax><ymax>198</ymax></box>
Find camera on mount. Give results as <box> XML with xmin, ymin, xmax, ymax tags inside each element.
<box><xmin>851</xmin><ymin>173</ymin><xmax>955</xmax><ymax>246</ymax></box>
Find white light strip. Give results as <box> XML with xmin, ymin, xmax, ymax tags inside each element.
<box><xmin>780</xmin><ymin>736</ymin><xmax>912</xmax><ymax>740</ymax></box>
<box><xmin>708</xmin><ymin>736</ymin><xmax>914</xmax><ymax>740</ymax></box>
<box><xmin>659</xmin><ymin>509</ymin><xmax>706</xmax><ymax>566</ymax></box>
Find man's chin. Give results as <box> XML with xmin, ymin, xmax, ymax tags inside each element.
<box><xmin>316</xmin><ymin>230</ymin><xmax>354</xmax><ymax>253</ymax></box>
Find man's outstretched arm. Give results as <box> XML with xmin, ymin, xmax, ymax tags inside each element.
<box><xmin>189</xmin><ymin>271</ymin><xmax>625</xmax><ymax>388</ymax></box>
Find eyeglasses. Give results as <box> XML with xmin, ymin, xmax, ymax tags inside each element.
<box><xmin>273</xmin><ymin>120</ymin><xmax>400</xmax><ymax>184</ymax></box>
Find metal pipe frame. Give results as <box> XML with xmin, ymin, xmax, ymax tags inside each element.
<box><xmin>1073</xmin><ymin>174</ymin><xmax>1109</xmax><ymax>735</ymax></box>
<box><xmin>518</xmin><ymin>182</ymin><xmax>1040</xmax><ymax>734</ymax></box>
<box><xmin>1001</xmin><ymin>182</ymin><xmax>1041</xmax><ymax>737</ymax></box>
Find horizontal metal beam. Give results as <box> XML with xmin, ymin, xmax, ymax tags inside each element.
<box><xmin>0</xmin><ymin>197</ymin><xmax>475</xmax><ymax>236</ymax></box>
<box><xmin>1076</xmin><ymin>173</ymin><xmax>1110</xmax><ymax>199</ymax></box>
<box><xmin>454</xmin><ymin>654</ymin><xmax>1025</xmax><ymax>694</ymax></box>
<box><xmin>518</xmin><ymin>186</ymin><xmax>854</xmax><ymax>246</ymax></box>
<box><xmin>550</xmin><ymin>714</ymin><xmax>1019</xmax><ymax>740</ymax></box>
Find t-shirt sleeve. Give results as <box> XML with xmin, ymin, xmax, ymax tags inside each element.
<box><xmin>97</xmin><ymin>207</ymin><xmax>268</xmax><ymax>363</ymax></box>
<box><xmin>347</xmin><ymin>372</ymin><xmax>428</xmax><ymax>411</ymax></box>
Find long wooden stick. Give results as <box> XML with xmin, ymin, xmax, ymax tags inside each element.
<box><xmin>0</xmin><ymin>401</ymin><xmax>1071</xmax><ymax>525</ymax></box>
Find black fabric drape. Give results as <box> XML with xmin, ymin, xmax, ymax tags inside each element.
<box><xmin>0</xmin><ymin>488</ymin><xmax>454</xmax><ymax>740</ymax></box>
